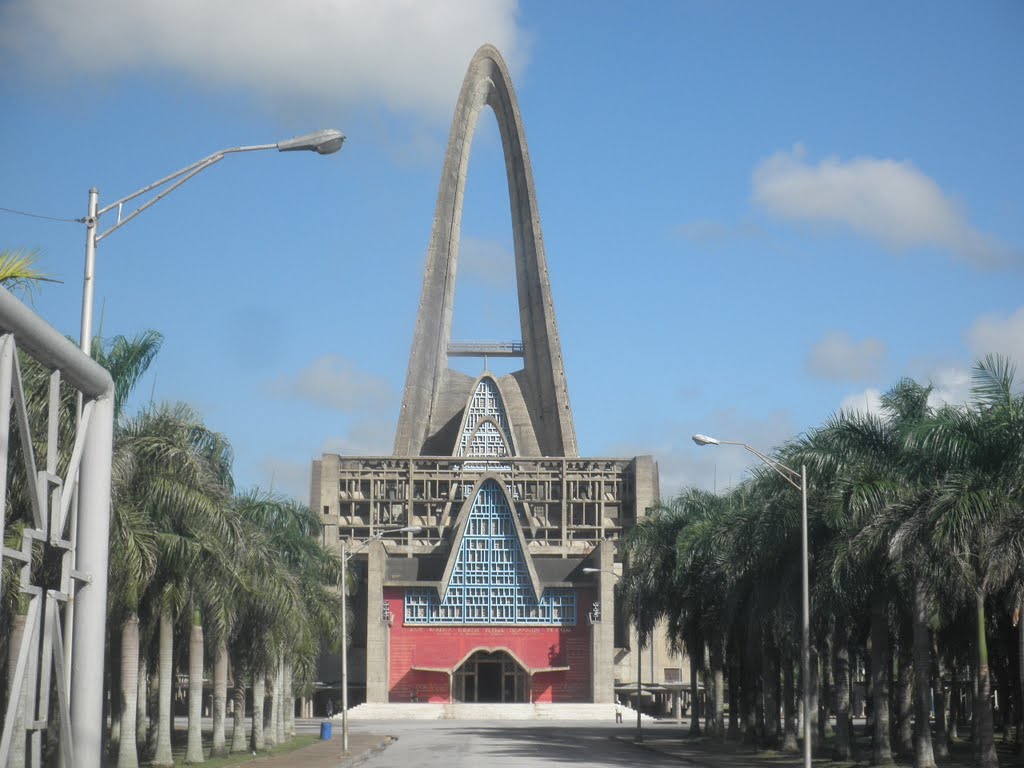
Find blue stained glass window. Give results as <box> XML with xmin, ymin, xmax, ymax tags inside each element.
<box><xmin>404</xmin><ymin>480</ymin><xmax>575</xmax><ymax>625</ymax></box>
<box><xmin>457</xmin><ymin>378</ymin><xmax>515</xmax><ymax>457</ymax></box>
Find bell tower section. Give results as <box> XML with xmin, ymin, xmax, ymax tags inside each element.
<box><xmin>393</xmin><ymin>44</ymin><xmax>578</xmax><ymax>459</ymax></box>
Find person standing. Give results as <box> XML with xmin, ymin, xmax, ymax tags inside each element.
<box><xmin>615</xmin><ymin>699</ymin><xmax>623</xmax><ymax>724</ymax></box>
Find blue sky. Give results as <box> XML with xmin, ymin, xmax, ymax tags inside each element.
<box><xmin>2</xmin><ymin>1</ymin><xmax>1022</xmax><ymax>501</ymax></box>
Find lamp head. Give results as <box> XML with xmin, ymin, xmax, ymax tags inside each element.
<box><xmin>582</xmin><ymin>567</ymin><xmax>600</xmax><ymax>574</ymax></box>
<box><xmin>397</xmin><ymin>526</ymin><xmax>422</xmax><ymax>534</ymax></box>
<box><xmin>692</xmin><ymin>434</ymin><xmax>720</xmax><ymax>446</ymax></box>
<box><xmin>277</xmin><ymin>129</ymin><xmax>345</xmax><ymax>155</ymax></box>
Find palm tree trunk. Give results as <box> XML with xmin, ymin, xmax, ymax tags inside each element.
<box><xmin>1017</xmin><ymin>602</ymin><xmax>1024</xmax><ymax>755</ymax></box>
<box><xmin>709</xmin><ymin>640</ymin><xmax>725</xmax><ymax>739</ymax></box>
<box><xmin>110</xmin><ymin>630</ymin><xmax>122</xmax><ymax>748</ymax></box>
<box><xmin>871</xmin><ymin>592</ymin><xmax>894</xmax><ymax>765</ymax></box>
<box><xmin>809</xmin><ymin>646</ymin><xmax>821</xmax><ymax>751</ymax></box>
<box><xmin>833</xmin><ymin>623</ymin><xmax>852</xmax><ymax>760</ymax></box>
<box><xmin>185</xmin><ymin>613</ymin><xmax>205</xmax><ymax>763</ymax></box>
<box><xmin>251</xmin><ymin>672</ymin><xmax>266</xmax><ymax>752</ymax></box>
<box><xmin>118</xmin><ymin>613</ymin><xmax>141</xmax><ymax>768</ymax></box>
<box><xmin>275</xmin><ymin>652</ymin><xmax>285</xmax><ymax>744</ymax></box>
<box><xmin>911</xmin><ymin>579</ymin><xmax>937</xmax><ymax>768</ymax></box>
<box><xmin>932</xmin><ymin>652</ymin><xmax>949</xmax><ymax>758</ymax></box>
<box><xmin>897</xmin><ymin>634</ymin><xmax>914</xmax><ymax>755</ymax></box>
<box><xmin>137</xmin><ymin>651</ymin><xmax>149</xmax><ymax>752</ymax></box>
<box><xmin>211</xmin><ymin>639</ymin><xmax>228</xmax><ymax>756</ymax></box>
<box><xmin>148</xmin><ymin>650</ymin><xmax>160</xmax><ymax>755</ymax></box>
<box><xmin>283</xmin><ymin>658</ymin><xmax>295</xmax><ymax>739</ymax></box>
<box><xmin>948</xmin><ymin>673</ymin><xmax>960</xmax><ymax>741</ymax></box>
<box><xmin>974</xmin><ymin>592</ymin><xmax>998</xmax><ymax>767</ymax></box>
<box><xmin>265</xmin><ymin>662</ymin><xmax>278</xmax><ymax>747</ymax></box>
<box><xmin>742</xmin><ymin>654</ymin><xmax>757</xmax><ymax>744</ymax></box>
<box><xmin>783</xmin><ymin>657</ymin><xmax>799</xmax><ymax>752</ymax></box>
<box><xmin>762</xmin><ymin>644</ymin><xmax>779</xmax><ymax>747</ymax></box>
<box><xmin>689</xmin><ymin>656</ymin><xmax>702</xmax><ymax>734</ymax></box>
<box><xmin>231</xmin><ymin>674</ymin><xmax>247</xmax><ymax>753</ymax></box>
<box><xmin>728</xmin><ymin>656</ymin><xmax>740</xmax><ymax>739</ymax></box>
<box><xmin>865</xmin><ymin>643</ymin><xmax>875</xmax><ymax>738</ymax></box>
<box><xmin>6</xmin><ymin>611</ymin><xmax>28</xmax><ymax>768</ymax></box>
<box><xmin>153</xmin><ymin>611</ymin><xmax>175</xmax><ymax>767</ymax></box>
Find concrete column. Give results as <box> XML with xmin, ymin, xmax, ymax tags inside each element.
<box><xmin>589</xmin><ymin>542</ymin><xmax>615</xmax><ymax>703</ymax></box>
<box><xmin>365</xmin><ymin>540</ymin><xmax>388</xmax><ymax>703</ymax></box>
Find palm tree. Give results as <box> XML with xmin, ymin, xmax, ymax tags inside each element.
<box><xmin>0</xmin><ymin>248</ymin><xmax>55</xmax><ymax>298</ymax></box>
<box><xmin>114</xmin><ymin>403</ymin><xmax>234</xmax><ymax>766</ymax></box>
<box><xmin>796</xmin><ymin>380</ymin><xmax>940</xmax><ymax>767</ymax></box>
<box><xmin>909</xmin><ymin>355</ymin><xmax>1024</xmax><ymax>768</ymax></box>
<box><xmin>228</xmin><ymin>491</ymin><xmax>346</xmax><ymax>749</ymax></box>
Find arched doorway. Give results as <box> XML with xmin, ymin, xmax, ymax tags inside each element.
<box><xmin>453</xmin><ymin>650</ymin><xmax>528</xmax><ymax>703</ymax></box>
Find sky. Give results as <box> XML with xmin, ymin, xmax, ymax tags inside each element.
<box><xmin>1</xmin><ymin>1</ymin><xmax>1022</xmax><ymax>503</ymax></box>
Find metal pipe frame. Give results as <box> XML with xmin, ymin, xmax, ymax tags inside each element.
<box><xmin>0</xmin><ymin>287</ymin><xmax>114</xmax><ymax>768</ymax></box>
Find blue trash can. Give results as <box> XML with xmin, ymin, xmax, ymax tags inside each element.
<box><xmin>320</xmin><ymin>720</ymin><xmax>333</xmax><ymax>740</ymax></box>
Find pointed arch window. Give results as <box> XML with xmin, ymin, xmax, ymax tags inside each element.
<box><xmin>404</xmin><ymin>480</ymin><xmax>575</xmax><ymax>625</ymax></box>
<box><xmin>457</xmin><ymin>377</ymin><xmax>515</xmax><ymax>457</ymax></box>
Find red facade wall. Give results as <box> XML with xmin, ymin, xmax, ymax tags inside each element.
<box><xmin>384</xmin><ymin>587</ymin><xmax>593</xmax><ymax>703</ymax></box>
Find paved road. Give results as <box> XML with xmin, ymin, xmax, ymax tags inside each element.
<box><xmin>348</xmin><ymin>720</ymin><xmax>699</xmax><ymax>768</ymax></box>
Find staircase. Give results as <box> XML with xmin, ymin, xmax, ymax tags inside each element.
<box><xmin>345</xmin><ymin>702</ymin><xmax>656</xmax><ymax>721</ymax></box>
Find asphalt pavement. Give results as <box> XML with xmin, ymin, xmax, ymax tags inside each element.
<box><xmin>250</xmin><ymin>719</ymin><xmax>820</xmax><ymax>768</ymax></box>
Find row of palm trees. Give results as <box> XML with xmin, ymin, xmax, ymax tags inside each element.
<box><xmin>620</xmin><ymin>355</ymin><xmax>1024</xmax><ymax>768</ymax></box>
<box><xmin>2</xmin><ymin>325</ymin><xmax>347</xmax><ymax>766</ymax></box>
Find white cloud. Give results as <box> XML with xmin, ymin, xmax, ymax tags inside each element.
<box><xmin>807</xmin><ymin>331</ymin><xmax>887</xmax><ymax>381</ymax></box>
<box><xmin>966</xmin><ymin>306</ymin><xmax>1024</xmax><ymax>368</ymax></box>
<box><xmin>838</xmin><ymin>368</ymin><xmax>971</xmax><ymax>417</ymax></box>
<box><xmin>839</xmin><ymin>388</ymin><xmax>883</xmax><ymax>416</ymax></box>
<box><xmin>265</xmin><ymin>354</ymin><xmax>396</xmax><ymax>413</ymax></box>
<box><xmin>752</xmin><ymin>144</ymin><xmax>1020</xmax><ymax>269</ymax></box>
<box><xmin>927</xmin><ymin>367</ymin><xmax>972</xmax><ymax>408</ymax></box>
<box><xmin>0</xmin><ymin>0</ymin><xmax>525</xmax><ymax>118</ymax></box>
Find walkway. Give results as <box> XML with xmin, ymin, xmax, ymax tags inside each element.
<box><xmin>244</xmin><ymin>732</ymin><xmax>393</xmax><ymax>767</ymax></box>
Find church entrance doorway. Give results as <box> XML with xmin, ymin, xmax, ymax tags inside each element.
<box><xmin>453</xmin><ymin>650</ymin><xmax>528</xmax><ymax>703</ymax></box>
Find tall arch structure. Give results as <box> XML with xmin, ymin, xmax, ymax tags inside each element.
<box><xmin>393</xmin><ymin>44</ymin><xmax>578</xmax><ymax>458</ymax></box>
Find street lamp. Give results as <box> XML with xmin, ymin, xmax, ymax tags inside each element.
<box><xmin>79</xmin><ymin>128</ymin><xmax>345</xmax><ymax>354</ymax></box>
<box><xmin>692</xmin><ymin>434</ymin><xmax>811</xmax><ymax>768</ymax></box>
<box><xmin>582</xmin><ymin>566</ymin><xmax>645</xmax><ymax>740</ymax></box>
<box><xmin>62</xmin><ymin>130</ymin><xmax>345</xmax><ymax>700</ymax></box>
<box><xmin>339</xmin><ymin>525</ymin><xmax>421</xmax><ymax>754</ymax></box>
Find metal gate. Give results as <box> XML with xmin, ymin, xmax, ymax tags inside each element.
<box><xmin>0</xmin><ymin>287</ymin><xmax>114</xmax><ymax>768</ymax></box>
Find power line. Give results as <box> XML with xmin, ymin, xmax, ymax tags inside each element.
<box><xmin>0</xmin><ymin>205</ymin><xmax>82</xmax><ymax>224</ymax></box>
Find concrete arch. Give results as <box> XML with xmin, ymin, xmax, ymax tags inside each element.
<box><xmin>393</xmin><ymin>44</ymin><xmax>578</xmax><ymax>458</ymax></box>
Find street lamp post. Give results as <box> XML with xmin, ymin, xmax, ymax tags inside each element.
<box><xmin>79</xmin><ymin>128</ymin><xmax>345</xmax><ymax>355</ymax></box>
<box><xmin>692</xmin><ymin>434</ymin><xmax>811</xmax><ymax>768</ymax></box>
<box><xmin>582</xmin><ymin>566</ymin><xmax>644</xmax><ymax>740</ymax></box>
<box><xmin>339</xmin><ymin>526</ymin><xmax>421</xmax><ymax>754</ymax></box>
<box><xmin>62</xmin><ymin>129</ymin><xmax>345</xmax><ymax>711</ymax></box>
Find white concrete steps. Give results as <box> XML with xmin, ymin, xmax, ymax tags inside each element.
<box><xmin>344</xmin><ymin>702</ymin><xmax>656</xmax><ymax>721</ymax></box>
<box><xmin>345</xmin><ymin>703</ymin><xmax>445</xmax><ymax>720</ymax></box>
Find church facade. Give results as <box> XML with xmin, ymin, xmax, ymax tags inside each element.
<box><xmin>311</xmin><ymin>45</ymin><xmax>682</xmax><ymax>707</ymax></box>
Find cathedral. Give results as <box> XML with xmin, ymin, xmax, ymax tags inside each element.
<box><xmin>311</xmin><ymin>45</ymin><xmax>684</xmax><ymax>708</ymax></box>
